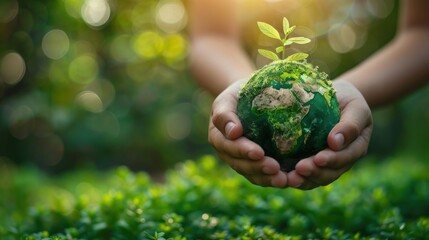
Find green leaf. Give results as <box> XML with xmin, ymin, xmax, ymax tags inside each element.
<box><xmin>284</xmin><ymin>39</ymin><xmax>294</xmax><ymax>46</ymax></box>
<box><xmin>282</xmin><ymin>17</ymin><xmax>290</xmax><ymax>36</ymax></box>
<box><xmin>285</xmin><ymin>25</ymin><xmax>296</xmax><ymax>36</ymax></box>
<box><xmin>257</xmin><ymin>22</ymin><xmax>281</xmax><ymax>40</ymax></box>
<box><xmin>285</xmin><ymin>52</ymin><xmax>308</xmax><ymax>62</ymax></box>
<box><xmin>287</xmin><ymin>37</ymin><xmax>311</xmax><ymax>44</ymax></box>
<box><xmin>258</xmin><ymin>49</ymin><xmax>280</xmax><ymax>61</ymax></box>
<box><xmin>275</xmin><ymin>46</ymin><xmax>284</xmax><ymax>53</ymax></box>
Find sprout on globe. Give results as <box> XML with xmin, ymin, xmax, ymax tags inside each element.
<box><xmin>237</xmin><ymin>17</ymin><xmax>340</xmax><ymax>172</ymax></box>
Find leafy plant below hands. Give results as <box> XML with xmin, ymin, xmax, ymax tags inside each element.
<box><xmin>257</xmin><ymin>17</ymin><xmax>311</xmax><ymax>61</ymax></box>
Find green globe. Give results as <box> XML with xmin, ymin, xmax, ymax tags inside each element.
<box><xmin>237</xmin><ymin>60</ymin><xmax>340</xmax><ymax>172</ymax></box>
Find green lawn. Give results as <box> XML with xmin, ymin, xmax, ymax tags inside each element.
<box><xmin>1</xmin><ymin>155</ymin><xmax>428</xmax><ymax>239</ymax></box>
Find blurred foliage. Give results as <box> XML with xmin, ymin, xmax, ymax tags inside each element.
<box><xmin>0</xmin><ymin>0</ymin><xmax>428</xmax><ymax>175</ymax></box>
<box><xmin>0</xmin><ymin>155</ymin><xmax>429</xmax><ymax>239</ymax></box>
<box><xmin>0</xmin><ymin>0</ymin><xmax>214</xmax><ymax>173</ymax></box>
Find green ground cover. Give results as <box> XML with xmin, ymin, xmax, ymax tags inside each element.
<box><xmin>1</xmin><ymin>155</ymin><xmax>428</xmax><ymax>239</ymax></box>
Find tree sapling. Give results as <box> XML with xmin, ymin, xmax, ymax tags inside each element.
<box><xmin>237</xmin><ymin>17</ymin><xmax>340</xmax><ymax>172</ymax></box>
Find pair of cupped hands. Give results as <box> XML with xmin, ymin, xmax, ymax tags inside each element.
<box><xmin>208</xmin><ymin>79</ymin><xmax>373</xmax><ymax>190</ymax></box>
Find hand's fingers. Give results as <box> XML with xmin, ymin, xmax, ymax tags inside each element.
<box><xmin>211</xmin><ymin>82</ymin><xmax>243</xmax><ymax>140</ymax></box>
<box><xmin>217</xmin><ymin>153</ymin><xmax>280</xmax><ymax>175</ymax></box>
<box><xmin>290</xmin><ymin>125</ymin><xmax>372</xmax><ymax>188</ymax></box>
<box><xmin>217</xmin><ymin>151</ymin><xmax>288</xmax><ymax>188</ymax></box>
<box><xmin>209</xmin><ymin>124</ymin><xmax>264</xmax><ymax>160</ymax></box>
<box><xmin>218</xmin><ymin>152</ymin><xmax>288</xmax><ymax>188</ymax></box>
<box><xmin>286</xmin><ymin>170</ymin><xmax>306</xmax><ymax>188</ymax></box>
<box><xmin>244</xmin><ymin>170</ymin><xmax>288</xmax><ymax>188</ymax></box>
<box><xmin>287</xmin><ymin>170</ymin><xmax>320</xmax><ymax>190</ymax></box>
<box><xmin>329</xmin><ymin>82</ymin><xmax>372</xmax><ymax>151</ymax></box>
<box><xmin>314</xmin><ymin>125</ymin><xmax>372</xmax><ymax>168</ymax></box>
<box><xmin>294</xmin><ymin>157</ymin><xmax>343</xmax><ymax>186</ymax></box>
<box><xmin>328</xmin><ymin>105</ymin><xmax>372</xmax><ymax>151</ymax></box>
<box><xmin>270</xmin><ymin>171</ymin><xmax>288</xmax><ymax>188</ymax></box>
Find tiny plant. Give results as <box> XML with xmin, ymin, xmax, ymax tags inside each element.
<box><xmin>257</xmin><ymin>17</ymin><xmax>311</xmax><ymax>61</ymax></box>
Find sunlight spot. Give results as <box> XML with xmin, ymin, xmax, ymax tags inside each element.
<box><xmin>68</xmin><ymin>55</ymin><xmax>98</xmax><ymax>84</ymax></box>
<box><xmin>0</xmin><ymin>0</ymin><xmax>19</xmax><ymax>23</ymax></box>
<box><xmin>76</xmin><ymin>90</ymin><xmax>103</xmax><ymax>113</ymax></box>
<box><xmin>328</xmin><ymin>24</ymin><xmax>356</xmax><ymax>53</ymax></box>
<box><xmin>64</xmin><ymin>0</ymin><xmax>84</xmax><ymax>19</ymax></box>
<box><xmin>86</xmin><ymin>79</ymin><xmax>116</xmax><ymax>109</ymax></box>
<box><xmin>81</xmin><ymin>0</ymin><xmax>111</xmax><ymax>27</ymax></box>
<box><xmin>0</xmin><ymin>52</ymin><xmax>26</xmax><ymax>85</ymax></box>
<box><xmin>202</xmin><ymin>213</ymin><xmax>209</xmax><ymax>220</ymax></box>
<box><xmin>133</xmin><ymin>31</ymin><xmax>164</xmax><ymax>59</ymax></box>
<box><xmin>366</xmin><ymin>0</ymin><xmax>394</xmax><ymax>19</ymax></box>
<box><xmin>42</xmin><ymin>29</ymin><xmax>70</xmax><ymax>60</ymax></box>
<box><xmin>156</xmin><ymin>0</ymin><xmax>187</xmax><ymax>33</ymax></box>
<box><xmin>162</xmin><ymin>34</ymin><xmax>187</xmax><ymax>61</ymax></box>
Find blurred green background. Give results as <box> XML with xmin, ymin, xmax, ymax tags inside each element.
<box><xmin>0</xmin><ymin>0</ymin><xmax>428</xmax><ymax>175</ymax></box>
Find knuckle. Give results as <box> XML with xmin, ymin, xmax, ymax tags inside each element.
<box><xmin>347</xmin><ymin>122</ymin><xmax>360</xmax><ymax>139</ymax></box>
<box><xmin>211</xmin><ymin>111</ymin><xmax>223</xmax><ymax>125</ymax></box>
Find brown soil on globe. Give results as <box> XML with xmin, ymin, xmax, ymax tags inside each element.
<box><xmin>237</xmin><ymin>60</ymin><xmax>340</xmax><ymax>172</ymax></box>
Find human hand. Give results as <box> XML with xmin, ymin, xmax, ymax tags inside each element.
<box><xmin>286</xmin><ymin>80</ymin><xmax>373</xmax><ymax>190</ymax></box>
<box><xmin>208</xmin><ymin>79</ymin><xmax>288</xmax><ymax>188</ymax></box>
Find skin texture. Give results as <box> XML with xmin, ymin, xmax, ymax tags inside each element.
<box><xmin>188</xmin><ymin>0</ymin><xmax>429</xmax><ymax>189</ymax></box>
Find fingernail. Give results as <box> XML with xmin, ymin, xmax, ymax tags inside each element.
<box><xmin>225</xmin><ymin>122</ymin><xmax>235</xmax><ymax>138</ymax></box>
<box><xmin>334</xmin><ymin>133</ymin><xmax>345</xmax><ymax>149</ymax></box>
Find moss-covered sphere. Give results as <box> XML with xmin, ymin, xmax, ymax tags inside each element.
<box><xmin>237</xmin><ymin>60</ymin><xmax>340</xmax><ymax>172</ymax></box>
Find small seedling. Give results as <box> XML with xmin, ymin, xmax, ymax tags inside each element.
<box><xmin>257</xmin><ymin>17</ymin><xmax>311</xmax><ymax>61</ymax></box>
<box><xmin>237</xmin><ymin>17</ymin><xmax>340</xmax><ymax>171</ymax></box>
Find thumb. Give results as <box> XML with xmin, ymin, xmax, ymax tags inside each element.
<box><xmin>211</xmin><ymin>81</ymin><xmax>244</xmax><ymax>140</ymax></box>
<box><xmin>327</xmin><ymin>100</ymin><xmax>372</xmax><ymax>151</ymax></box>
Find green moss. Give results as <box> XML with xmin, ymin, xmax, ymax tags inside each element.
<box><xmin>237</xmin><ymin>60</ymin><xmax>340</xmax><ymax>171</ymax></box>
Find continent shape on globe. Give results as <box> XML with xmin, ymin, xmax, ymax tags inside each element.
<box><xmin>237</xmin><ymin>60</ymin><xmax>340</xmax><ymax>172</ymax></box>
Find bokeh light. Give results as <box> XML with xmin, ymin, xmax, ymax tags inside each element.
<box><xmin>1</xmin><ymin>0</ymin><xmax>420</xmax><ymax>177</ymax></box>
<box><xmin>162</xmin><ymin>34</ymin><xmax>188</xmax><ymax>61</ymax></box>
<box><xmin>64</xmin><ymin>0</ymin><xmax>84</xmax><ymax>19</ymax></box>
<box><xmin>110</xmin><ymin>34</ymin><xmax>137</xmax><ymax>62</ymax></box>
<box><xmin>0</xmin><ymin>52</ymin><xmax>26</xmax><ymax>85</ymax></box>
<box><xmin>76</xmin><ymin>90</ymin><xmax>104</xmax><ymax>113</ymax></box>
<box><xmin>0</xmin><ymin>0</ymin><xmax>19</xmax><ymax>23</ymax></box>
<box><xmin>366</xmin><ymin>0</ymin><xmax>394</xmax><ymax>19</ymax></box>
<box><xmin>81</xmin><ymin>0</ymin><xmax>111</xmax><ymax>27</ymax></box>
<box><xmin>155</xmin><ymin>0</ymin><xmax>187</xmax><ymax>33</ymax></box>
<box><xmin>68</xmin><ymin>54</ymin><xmax>99</xmax><ymax>84</ymax></box>
<box><xmin>86</xmin><ymin>79</ymin><xmax>116</xmax><ymax>109</ymax></box>
<box><xmin>328</xmin><ymin>23</ymin><xmax>357</xmax><ymax>53</ymax></box>
<box><xmin>42</xmin><ymin>29</ymin><xmax>70</xmax><ymax>60</ymax></box>
<box><xmin>164</xmin><ymin>103</ymin><xmax>193</xmax><ymax>140</ymax></box>
<box><xmin>133</xmin><ymin>31</ymin><xmax>164</xmax><ymax>59</ymax></box>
